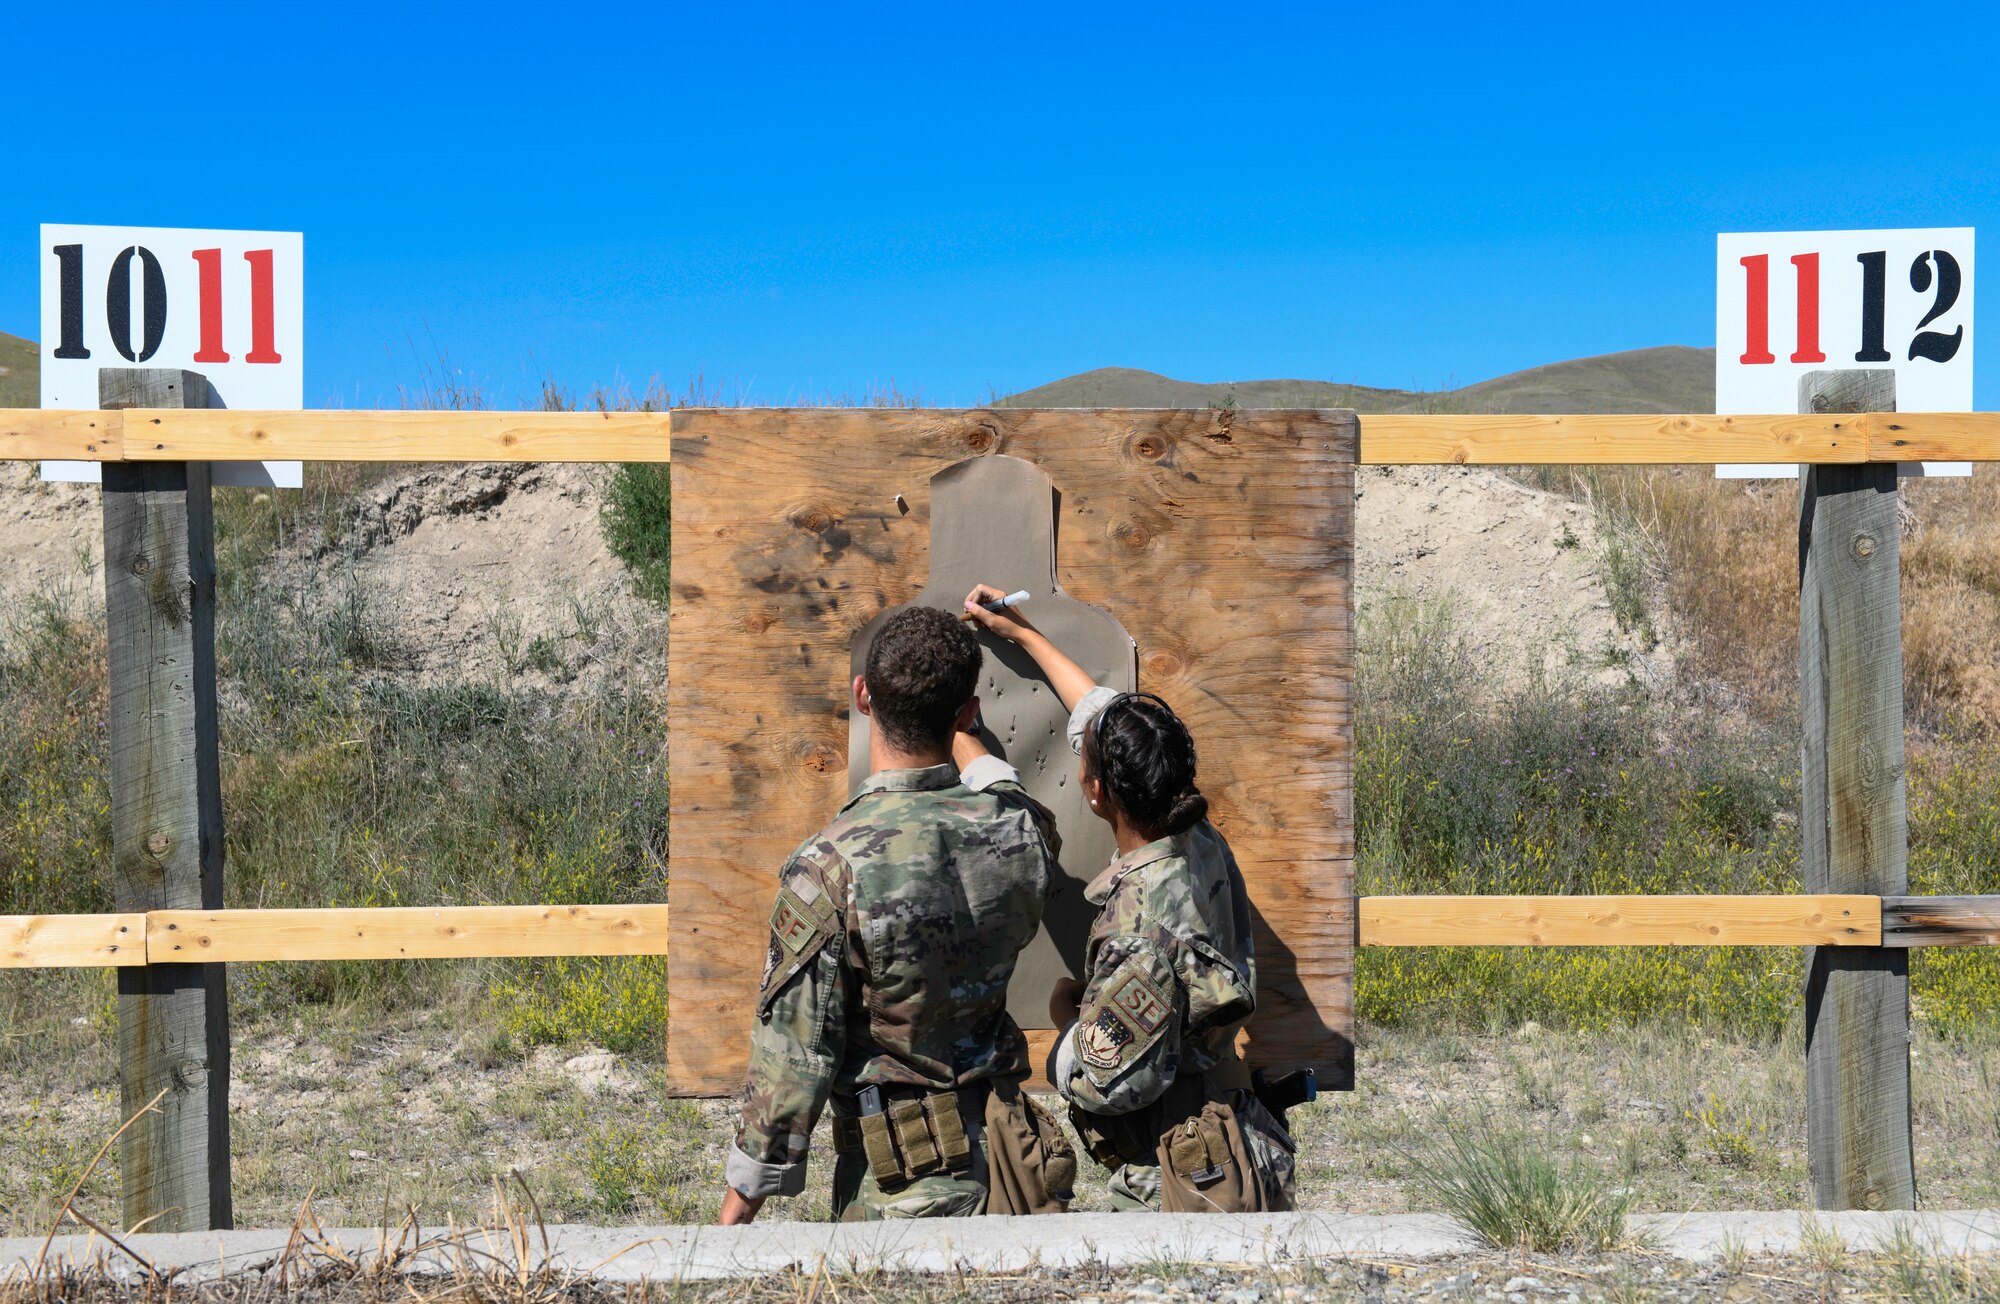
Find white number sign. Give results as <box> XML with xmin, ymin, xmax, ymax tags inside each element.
<box><xmin>40</xmin><ymin>224</ymin><xmax>303</xmax><ymax>487</ymax></box>
<box><xmin>1716</xmin><ymin>227</ymin><xmax>1973</xmax><ymax>477</ymax></box>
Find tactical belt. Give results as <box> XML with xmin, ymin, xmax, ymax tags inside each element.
<box><xmin>832</xmin><ymin>1084</ymin><xmax>986</xmax><ymax>1187</ymax></box>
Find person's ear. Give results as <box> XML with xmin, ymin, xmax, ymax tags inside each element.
<box><xmin>954</xmin><ymin>696</ymin><xmax>980</xmax><ymax>734</ymax></box>
<box><xmin>1084</xmin><ymin>774</ymin><xmax>1109</xmax><ymax>816</ymax></box>
<box><xmin>853</xmin><ymin>674</ymin><xmax>871</xmax><ymax>717</ymax></box>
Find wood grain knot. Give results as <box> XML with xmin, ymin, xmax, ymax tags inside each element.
<box><xmin>790</xmin><ymin>506</ymin><xmax>837</xmax><ymax>535</ymax></box>
<box><xmin>1110</xmin><ymin>521</ymin><xmax>1153</xmax><ymax>551</ymax></box>
<box><xmin>1144</xmin><ymin>650</ymin><xmax>1185</xmax><ymax>678</ymax></box>
<box><xmin>1132</xmin><ymin>434</ymin><xmax>1169</xmax><ymax>461</ymax></box>
<box><xmin>964</xmin><ymin>428</ymin><xmax>996</xmax><ymax>453</ymax></box>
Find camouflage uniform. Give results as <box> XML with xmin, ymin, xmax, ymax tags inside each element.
<box><xmin>1051</xmin><ymin>689</ymin><xmax>1297</xmax><ymax>1211</ymax></box>
<box><xmin>728</xmin><ymin>759</ymin><xmax>1060</xmax><ymax>1219</ymax></box>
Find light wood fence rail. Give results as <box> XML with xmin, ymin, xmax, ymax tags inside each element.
<box><xmin>15</xmin><ymin>895</ymin><xmax>2000</xmax><ymax>967</ymax></box>
<box><xmin>10</xmin><ymin>408</ymin><xmax>2000</xmax><ymax>465</ymax></box>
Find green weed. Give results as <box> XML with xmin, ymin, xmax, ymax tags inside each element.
<box><xmin>1405</xmin><ymin>1111</ymin><xmax>1635</xmax><ymax>1252</ymax></box>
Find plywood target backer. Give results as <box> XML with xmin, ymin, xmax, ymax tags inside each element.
<box><xmin>847</xmin><ymin>454</ymin><xmax>1138</xmax><ymax>1027</ymax></box>
<box><xmin>668</xmin><ymin>407</ymin><xmax>1356</xmax><ymax>1096</ymax></box>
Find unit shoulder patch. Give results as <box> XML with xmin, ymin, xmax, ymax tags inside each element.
<box><xmin>757</xmin><ymin>869</ymin><xmax>842</xmax><ymax>1017</ymax></box>
<box><xmin>1077</xmin><ymin>1009</ymin><xmax>1133</xmax><ymax>1072</ymax></box>
<box><xmin>1104</xmin><ymin>969</ymin><xmax>1172</xmax><ymax>1036</ymax></box>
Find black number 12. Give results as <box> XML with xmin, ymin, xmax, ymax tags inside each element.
<box><xmin>1855</xmin><ymin>249</ymin><xmax>1963</xmax><ymax>364</ymax></box>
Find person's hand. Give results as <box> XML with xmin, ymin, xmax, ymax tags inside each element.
<box><xmin>1049</xmin><ymin>976</ymin><xmax>1085</xmax><ymax>1027</ymax></box>
<box><xmin>719</xmin><ymin>1186</ymin><xmax>765</xmax><ymax>1225</ymax></box>
<box><xmin>962</xmin><ymin>584</ymin><xmax>1039</xmax><ymax>643</ymax></box>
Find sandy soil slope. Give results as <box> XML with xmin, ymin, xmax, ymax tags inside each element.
<box><xmin>2</xmin><ymin>461</ymin><xmax>1664</xmax><ymax>694</ymax></box>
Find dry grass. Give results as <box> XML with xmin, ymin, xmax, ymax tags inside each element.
<box><xmin>1524</xmin><ymin>465</ymin><xmax>2000</xmax><ymax>735</ymax></box>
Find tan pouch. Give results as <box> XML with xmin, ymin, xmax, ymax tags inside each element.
<box><xmin>982</xmin><ymin>1079</ymin><xmax>1074</xmax><ymax>1215</ymax></box>
<box><xmin>925</xmin><ymin>1092</ymin><xmax>973</xmax><ymax>1174</ymax></box>
<box><xmin>1154</xmin><ymin>1092</ymin><xmax>1289</xmax><ymax>1214</ymax></box>
<box><xmin>889</xmin><ymin>1098</ymin><xmax>941</xmax><ymax>1178</ymax></box>
<box><xmin>858</xmin><ymin>1111</ymin><xmax>905</xmax><ymax>1189</ymax></box>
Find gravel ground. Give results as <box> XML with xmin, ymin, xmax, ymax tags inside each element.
<box><xmin>7</xmin><ymin>1252</ymin><xmax>1999</xmax><ymax>1304</ymax></box>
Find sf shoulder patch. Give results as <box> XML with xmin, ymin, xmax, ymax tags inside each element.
<box><xmin>1105</xmin><ymin>970</ymin><xmax>1172</xmax><ymax>1036</ymax></box>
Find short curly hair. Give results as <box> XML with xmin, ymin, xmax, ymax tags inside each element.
<box><xmin>864</xmin><ymin>606</ymin><xmax>982</xmax><ymax>753</ymax></box>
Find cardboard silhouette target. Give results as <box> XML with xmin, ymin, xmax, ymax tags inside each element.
<box><xmin>847</xmin><ymin>455</ymin><xmax>1138</xmax><ymax>1026</ymax></box>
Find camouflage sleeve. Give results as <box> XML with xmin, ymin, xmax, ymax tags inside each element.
<box><xmin>961</xmin><ymin>755</ymin><xmax>1063</xmax><ymax>863</ymax></box>
<box><xmin>727</xmin><ymin>848</ymin><xmax>850</xmax><ymax>1199</ymax></box>
<box><xmin>1054</xmin><ymin>932</ymin><xmax>1185</xmax><ymax>1116</ymax></box>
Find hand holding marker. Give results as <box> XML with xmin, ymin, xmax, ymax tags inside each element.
<box><xmin>960</xmin><ymin>590</ymin><xmax>1030</xmax><ymax>622</ymax></box>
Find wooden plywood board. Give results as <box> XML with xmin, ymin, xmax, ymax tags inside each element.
<box><xmin>669</xmin><ymin>408</ymin><xmax>1356</xmax><ymax>1096</ymax></box>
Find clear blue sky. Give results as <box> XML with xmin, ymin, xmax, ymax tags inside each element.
<box><xmin>7</xmin><ymin>1</ymin><xmax>2000</xmax><ymax>409</ymax></box>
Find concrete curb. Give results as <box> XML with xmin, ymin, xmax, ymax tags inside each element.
<box><xmin>3</xmin><ymin>1210</ymin><xmax>1996</xmax><ymax>1282</ymax></box>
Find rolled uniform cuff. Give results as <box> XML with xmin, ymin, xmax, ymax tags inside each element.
<box><xmin>726</xmin><ymin>1143</ymin><xmax>806</xmax><ymax>1199</ymax></box>
<box><xmin>1066</xmin><ymin>686</ymin><xmax>1123</xmax><ymax>756</ymax></box>
<box><xmin>1049</xmin><ymin>1020</ymin><xmax>1080</xmax><ymax>1101</ymax></box>
<box><xmin>959</xmin><ymin>754</ymin><xmax>1022</xmax><ymax>792</ymax></box>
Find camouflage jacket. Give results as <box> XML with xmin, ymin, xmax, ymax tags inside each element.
<box><xmin>1053</xmin><ymin>821</ymin><xmax>1257</xmax><ymax>1117</ymax></box>
<box><xmin>727</xmin><ymin>760</ymin><xmax>1060</xmax><ymax>1199</ymax></box>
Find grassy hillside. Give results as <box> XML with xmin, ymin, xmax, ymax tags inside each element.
<box><xmin>0</xmin><ymin>331</ymin><xmax>35</xmax><ymax>408</ymax></box>
<box><xmin>998</xmin><ymin>345</ymin><xmax>1715</xmax><ymax>414</ymax></box>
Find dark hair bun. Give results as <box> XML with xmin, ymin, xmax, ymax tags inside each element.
<box><xmin>1086</xmin><ymin>692</ymin><xmax>1207</xmax><ymax>839</ymax></box>
<box><xmin>1164</xmin><ymin>790</ymin><xmax>1209</xmax><ymax>833</ymax></box>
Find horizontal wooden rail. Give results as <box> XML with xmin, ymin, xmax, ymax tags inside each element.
<box><xmin>17</xmin><ymin>895</ymin><xmax>2000</xmax><ymax>967</ymax></box>
<box><xmin>2</xmin><ymin>913</ymin><xmax>146</xmax><ymax>967</ymax></box>
<box><xmin>2</xmin><ymin>410</ymin><xmax>672</xmax><ymax>463</ymax></box>
<box><xmin>1359</xmin><ymin>894</ymin><xmax>1881</xmax><ymax>946</ymax></box>
<box><xmin>147</xmin><ymin>905</ymin><xmax>673</xmax><ymax>962</ymax></box>
<box><xmin>8</xmin><ymin>409</ymin><xmax>2000</xmax><ymax>466</ymax></box>
<box><xmin>1881</xmin><ymin>896</ymin><xmax>2000</xmax><ymax>947</ymax></box>
<box><xmin>1359</xmin><ymin>411</ymin><xmax>2000</xmax><ymax>464</ymax></box>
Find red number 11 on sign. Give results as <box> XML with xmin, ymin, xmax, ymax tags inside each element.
<box><xmin>191</xmin><ymin>247</ymin><xmax>283</xmax><ymax>364</ymax></box>
<box><xmin>1738</xmin><ymin>253</ymin><xmax>1825</xmax><ymax>365</ymax></box>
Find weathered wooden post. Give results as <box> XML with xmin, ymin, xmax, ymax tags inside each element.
<box><xmin>101</xmin><ymin>368</ymin><xmax>232</xmax><ymax>1231</ymax></box>
<box><xmin>1798</xmin><ymin>368</ymin><xmax>1915</xmax><ymax>1210</ymax></box>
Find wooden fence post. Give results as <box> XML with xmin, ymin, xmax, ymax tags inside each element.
<box><xmin>101</xmin><ymin>369</ymin><xmax>232</xmax><ymax>1231</ymax></box>
<box><xmin>1798</xmin><ymin>368</ymin><xmax>1915</xmax><ymax>1211</ymax></box>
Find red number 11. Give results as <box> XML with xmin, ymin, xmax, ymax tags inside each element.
<box><xmin>190</xmin><ymin>248</ymin><xmax>283</xmax><ymax>365</ymax></box>
<box><xmin>1739</xmin><ymin>253</ymin><xmax>1825</xmax><ymax>365</ymax></box>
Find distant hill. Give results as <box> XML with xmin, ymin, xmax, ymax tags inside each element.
<box><xmin>997</xmin><ymin>346</ymin><xmax>1716</xmax><ymax>415</ymax></box>
<box><xmin>0</xmin><ymin>333</ymin><xmax>1718</xmax><ymax>416</ymax></box>
<box><xmin>0</xmin><ymin>331</ymin><xmax>34</xmax><ymax>408</ymax></box>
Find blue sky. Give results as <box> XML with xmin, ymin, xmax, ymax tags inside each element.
<box><xmin>6</xmin><ymin>1</ymin><xmax>2000</xmax><ymax>408</ymax></box>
